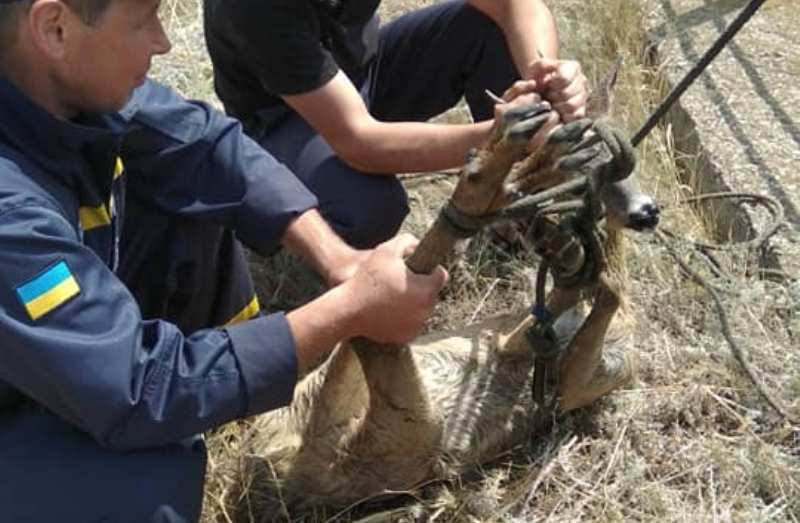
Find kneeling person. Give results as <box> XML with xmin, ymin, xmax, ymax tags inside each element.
<box><xmin>0</xmin><ymin>0</ymin><xmax>446</xmax><ymax>521</ymax></box>
<box><xmin>203</xmin><ymin>0</ymin><xmax>589</xmax><ymax>248</ymax></box>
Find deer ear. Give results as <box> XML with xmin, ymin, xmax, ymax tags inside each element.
<box><xmin>585</xmin><ymin>57</ymin><xmax>624</xmax><ymax>120</ymax></box>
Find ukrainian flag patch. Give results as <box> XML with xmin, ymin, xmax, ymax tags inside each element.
<box><xmin>16</xmin><ymin>261</ymin><xmax>81</xmax><ymax>321</ymax></box>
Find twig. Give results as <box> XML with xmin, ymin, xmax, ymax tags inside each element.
<box><xmin>485</xmin><ymin>88</ymin><xmax>506</xmax><ymax>105</ymax></box>
<box><xmin>491</xmin><ymin>434</ymin><xmax>578</xmax><ymax>521</ymax></box>
<box><xmin>399</xmin><ymin>170</ymin><xmax>459</xmax><ymax>182</ymax></box>
<box><xmin>706</xmin><ymin>389</ymin><xmax>768</xmax><ymax>444</ymax></box>
<box><xmin>469</xmin><ymin>278</ymin><xmax>500</xmax><ymax>323</ymax></box>
<box><xmin>709</xmin><ymin>467</ymin><xmax>719</xmax><ymax>523</ymax></box>
<box><xmin>323</xmin><ymin>478</ymin><xmax>439</xmax><ymax>523</ymax></box>
<box><xmin>654</xmin><ymin>229</ymin><xmax>795</xmax><ymax>423</ymax></box>
<box><xmin>598</xmin><ymin>423</ymin><xmax>629</xmax><ymax>486</ymax></box>
<box><xmin>524</xmin><ymin>435</ymin><xmax>578</xmax><ymax>506</ymax></box>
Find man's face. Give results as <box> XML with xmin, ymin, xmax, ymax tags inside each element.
<box><xmin>59</xmin><ymin>0</ymin><xmax>171</xmax><ymax>113</ymax></box>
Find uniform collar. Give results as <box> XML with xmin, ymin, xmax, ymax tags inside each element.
<box><xmin>0</xmin><ymin>75</ymin><xmax>136</xmax><ymax>183</ymax></box>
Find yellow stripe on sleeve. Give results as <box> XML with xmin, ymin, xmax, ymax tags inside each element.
<box><xmin>25</xmin><ymin>276</ymin><xmax>81</xmax><ymax>321</ymax></box>
<box><xmin>113</xmin><ymin>157</ymin><xmax>125</xmax><ymax>180</ymax></box>
<box><xmin>79</xmin><ymin>204</ymin><xmax>111</xmax><ymax>231</ymax></box>
<box><xmin>223</xmin><ymin>295</ymin><xmax>261</xmax><ymax>326</ymax></box>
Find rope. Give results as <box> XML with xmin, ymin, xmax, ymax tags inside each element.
<box><xmin>653</xmin><ymin>229</ymin><xmax>794</xmax><ymax>423</ymax></box>
<box><xmin>625</xmin><ymin>0</ymin><xmax>789</xmax><ymax>419</ymax></box>
<box><xmin>436</xmin><ymin>179</ymin><xmax>592</xmax><ymax>239</ymax></box>
<box><xmin>650</xmin><ymin>191</ymin><xmax>794</xmax><ymax>422</ymax></box>
<box><xmin>441</xmin><ymin>183</ymin><xmax>796</xmax><ymax>421</ymax></box>
<box><xmin>436</xmin><ymin>201</ymin><xmax>485</xmax><ymax>239</ymax></box>
<box><xmin>653</xmin><ymin>192</ymin><xmax>787</xmax><ymax>295</ymax></box>
<box><xmin>419</xmin><ymin>0</ymin><xmax>771</xmax><ymax>240</ymax></box>
<box><xmin>658</xmin><ymin>192</ymin><xmax>785</xmax><ymax>252</ymax></box>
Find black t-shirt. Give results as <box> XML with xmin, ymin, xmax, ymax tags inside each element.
<box><xmin>203</xmin><ymin>0</ymin><xmax>381</xmax><ymax>130</ymax></box>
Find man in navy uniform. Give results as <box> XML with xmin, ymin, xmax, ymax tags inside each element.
<box><xmin>204</xmin><ymin>0</ymin><xmax>589</xmax><ymax>248</ymax></box>
<box><xmin>0</xmin><ymin>0</ymin><xmax>453</xmax><ymax>520</ymax></box>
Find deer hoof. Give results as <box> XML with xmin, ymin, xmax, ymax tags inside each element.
<box><xmin>555</xmin><ymin>147</ymin><xmax>602</xmax><ymax>172</ymax></box>
<box><xmin>506</xmin><ymin>112</ymin><xmax>553</xmax><ymax>143</ymax></box>
<box><xmin>548</xmin><ymin>118</ymin><xmax>593</xmax><ymax>144</ymax></box>
<box><xmin>559</xmin><ymin>350</ymin><xmax>638</xmax><ymax>412</ymax></box>
<box><xmin>502</xmin><ymin>102</ymin><xmax>551</xmax><ymax>125</ymax></box>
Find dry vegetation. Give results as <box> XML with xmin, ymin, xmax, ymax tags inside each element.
<box><xmin>151</xmin><ymin>0</ymin><xmax>799</xmax><ymax>521</ymax></box>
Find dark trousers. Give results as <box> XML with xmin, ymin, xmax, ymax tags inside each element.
<box><xmin>257</xmin><ymin>0</ymin><xmax>518</xmax><ymax>248</ymax></box>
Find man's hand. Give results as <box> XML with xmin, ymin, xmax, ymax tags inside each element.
<box><xmin>342</xmin><ymin>234</ymin><xmax>448</xmax><ymax>344</ymax></box>
<box><xmin>323</xmin><ymin>248</ymin><xmax>370</xmax><ymax>288</ymax></box>
<box><xmin>287</xmin><ymin>233</ymin><xmax>447</xmax><ymax>370</ymax></box>
<box><xmin>526</xmin><ymin>58</ymin><xmax>588</xmax><ymax>123</ymax></box>
<box><xmin>284</xmin><ymin>71</ymin><xmax>497</xmax><ymax>173</ymax></box>
<box><xmin>282</xmin><ymin>209</ymin><xmax>374</xmax><ymax>288</ymax></box>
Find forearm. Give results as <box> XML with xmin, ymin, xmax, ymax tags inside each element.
<box><xmin>284</xmin><ymin>70</ymin><xmax>494</xmax><ymax>175</ymax></box>
<box><xmin>285</xmin><ymin>284</ymin><xmax>358</xmax><ymax>371</ymax></box>
<box><xmin>343</xmin><ymin>118</ymin><xmax>494</xmax><ymax>174</ymax></box>
<box><xmin>280</xmin><ymin>208</ymin><xmax>360</xmax><ymax>286</ymax></box>
<box><xmin>286</xmin><ymin>233</ymin><xmax>447</xmax><ymax>371</ymax></box>
<box><xmin>471</xmin><ymin>0</ymin><xmax>559</xmax><ymax>73</ymax></box>
<box><xmin>473</xmin><ymin>1</ymin><xmax>587</xmax><ymax>122</ymax></box>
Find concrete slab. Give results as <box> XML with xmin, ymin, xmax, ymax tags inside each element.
<box><xmin>647</xmin><ymin>0</ymin><xmax>799</xmax><ymax>279</ymax></box>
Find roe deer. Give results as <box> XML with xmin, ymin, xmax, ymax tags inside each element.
<box><xmin>221</xmin><ymin>69</ymin><xmax>660</xmax><ymax>519</ymax></box>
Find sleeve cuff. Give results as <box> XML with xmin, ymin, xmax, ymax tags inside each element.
<box><xmin>235</xmin><ymin>142</ymin><xmax>320</xmax><ymax>255</ymax></box>
<box><xmin>225</xmin><ymin>312</ymin><xmax>298</xmax><ymax>416</ymax></box>
<box><xmin>269</xmin><ymin>59</ymin><xmax>339</xmax><ymax>96</ymax></box>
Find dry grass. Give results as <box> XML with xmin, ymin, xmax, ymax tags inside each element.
<box><xmin>152</xmin><ymin>0</ymin><xmax>799</xmax><ymax>521</ymax></box>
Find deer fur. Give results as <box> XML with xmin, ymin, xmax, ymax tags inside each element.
<box><xmin>220</xmin><ymin>70</ymin><xmax>660</xmax><ymax>519</ymax></box>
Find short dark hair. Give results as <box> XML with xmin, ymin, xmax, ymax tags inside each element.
<box><xmin>0</xmin><ymin>0</ymin><xmax>112</xmax><ymax>59</ymax></box>
<box><xmin>61</xmin><ymin>0</ymin><xmax>113</xmax><ymax>25</ymax></box>
<box><xmin>0</xmin><ymin>1</ymin><xmax>32</xmax><ymax>54</ymax></box>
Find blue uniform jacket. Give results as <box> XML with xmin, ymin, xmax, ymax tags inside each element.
<box><xmin>0</xmin><ymin>76</ymin><xmax>317</xmax><ymax>450</ymax></box>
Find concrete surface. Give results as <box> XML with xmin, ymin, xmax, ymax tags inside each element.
<box><xmin>647</xmin><ymin>0</ymin><xmax>799</xmax><ymax>279</ymax></box>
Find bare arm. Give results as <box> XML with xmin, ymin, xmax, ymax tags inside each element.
<box><xmin>468</xmin><ymin>0</ymin><xmax>558</xmax><ymax>68</ymax></box>
<box><xmin>286</xmin><ymin>234</ymin><xmax>448</xmax><ymax>371</ymax></box>
<box><xmin>279</xmin><ymin>210</ymin><xmax>447</xmax><ymax>371</ymax></box>
<box><xmin>469</xmin><ymin>0</ymin><xmax>588</xmax><ymax>121</ymax></box>
<box><xmin>280</xmin><ymin>208</ymin><xmax>364</xmax><ymax>286</ymax></box>
<box><xmin>283</xmin><ymin>71</ymin><xmax>493</xmax><ymax>174</ymax></box>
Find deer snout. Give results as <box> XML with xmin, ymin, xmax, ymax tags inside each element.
<box><xmin>627</xmin><ymin>200</ymin><xmax>660</xmax><ymax>231</ymax></box>
<box><xmin>601</xmin><ymin>179</ymin><xmax>660</xmax><ymax>232</ymax></box>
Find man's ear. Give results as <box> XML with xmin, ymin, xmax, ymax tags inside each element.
<box><xmin>27</xmin><ymin>0</ymin><xmax>78</xmax><ymax>60</ymax></box>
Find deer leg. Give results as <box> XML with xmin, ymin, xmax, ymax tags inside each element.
<box><xmin>496</xmin><ymin>285</ymin><xmax>583</xmax><ymax>355</ymax></box>
<box><xmin>497</xmin><ymin>214</ymin><xmax>588</xmax><ymax>354</ymax></box>
<box><xmin>301</xmin><ymin>344</ymin><xmax>370</xmax><ymax>433</ymax></box>
<box><xmin>344</xmin><ymin>103</ymin><xmax>556</xmax><ymax>449</ymax></box>
<box><xmin>349</xmin><ymin>341</ymin><xmax>442</xmax><ymax>454</ymax></box>
<box><xmin>557</xmin><ymin>275</ymin><xmax>635</xmax><ymax>411</ymax></box>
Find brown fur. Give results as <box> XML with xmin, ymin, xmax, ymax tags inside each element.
<box><xmin>222</xmin><ymin>70</ymin><xmax>655</xmax><ymax>519</ymax></box>
<box><xmin>223</xmin><ymin>206</ymin><xmax>647</xmax><ymax>519</ymax></box>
